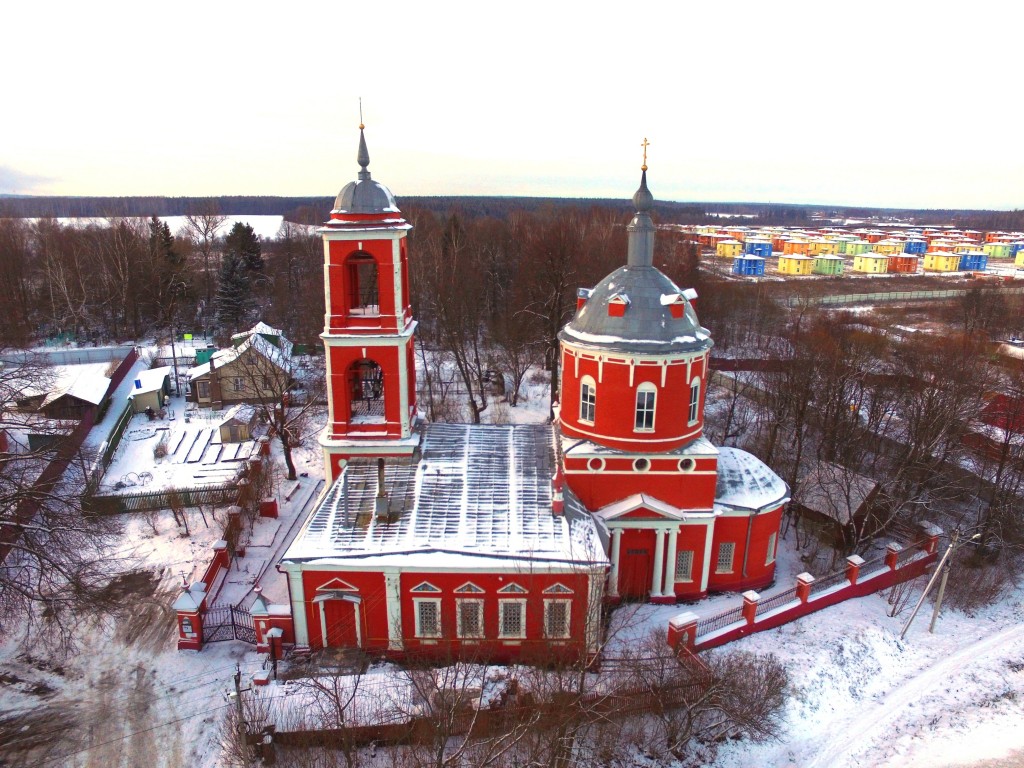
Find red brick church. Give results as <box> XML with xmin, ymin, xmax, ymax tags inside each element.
<box><xmin>278</xmin><ymin>128</ymin><xmax>789</xmax><ymax>662</ymax></box>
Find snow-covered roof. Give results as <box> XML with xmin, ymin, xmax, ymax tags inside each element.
<box><xmin>187</xmin><ymin>326</ymin><xmax>292</xmax><ymax>380</ymax></box>
<box><xmin>40</xmin><ymin>367</ymin><xmax>110</xmax><ymax>407</ymax></box>
<box><xmin>283</xmin><ymin>423</ymin><xmax>607</xmax><ymax>569</ymax></box>
<box><xmin>217</xmin><ymin>403</ymin><xmax>257</xmax><ymax>427</ymax></box>
<box><xmin>127</xmin><ymin>366</ymin><xmax>171</xmax><ymax>398</ymax></box>
<box><xmin>231</xmin><ymin>321</ymin><xmax>282</xmax><ymax>343</ymax></box>
<box><xmin>714</xmin><ymin>447</ymin><xmax>790</xmax><ymax>513</ymax></box>
<box><xmin>795</xmin><ymin>462</ymin><xmax>878</xmax><ymax>525</ymax></box>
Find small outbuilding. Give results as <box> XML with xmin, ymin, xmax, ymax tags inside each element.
<box><xmin>792</xmin><ymin>462</ymin><xmax>880</xmax><ymax>548</ymax></box>
<box><xmin>128</xmin><ymin>366</ymin><xmax>172</xmax><ymax>414</ymax></box>
<box><xmin>217</xmin><ymin>403</ymin><xmax>260</xmax><ymax>443</ymax></box>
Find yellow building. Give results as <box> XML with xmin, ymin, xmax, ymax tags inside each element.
<box><xmin>777</xmin><ymin>255</ymin><xmax>815</xmax><ymax>276</ymax></box>
<box><xmin>716</xmin><ymin>239</ymin><xmax>743</xmax><ymax>258</ymax></box>
<box><xmin>1015</xmin><ymin>250</ymin><xmax>1024</xmax><ymax>268</ymax></box>
<box><xmin>806</xmin><ymin>239</ymin><xmax>838</xmax><ymax>256</ymax></box>
<box><xmin>873</xmin><ymin>239</ymin><xmax>904</xmax><ymax>255</ymax></box>
<box><xmin>853</xmin><ymin>254</ymin><xmax>890</xmax><ymax>274</ymax></box>
<box><xmin>923</xmin><ymin>252</ymin><xmax>961</xmax><ymax>272</ymax></box>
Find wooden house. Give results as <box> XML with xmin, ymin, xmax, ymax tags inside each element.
<box><xmin>186</xmin><ymin>322</ymin><xmax>293</xmax><ymax>408</ymax></box>
<box><xmin>127</xmin><ymin>366</ymin><xmax>172</xmax><ymax>414</ymax></box>
<box><xmin>792</xmin><ymin>462</ymin><xmax>880</xmax><ymax>548</ymax></box>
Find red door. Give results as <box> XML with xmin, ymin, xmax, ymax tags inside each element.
<box><xmin>324</xmin><ymin>598</ymin><xmax>358</xmax><ymax>647</ymax></box>
<box><xmin>619</xmin><ymin>548</ymin><xmax>652</xmax><ymax>600</ymax></box>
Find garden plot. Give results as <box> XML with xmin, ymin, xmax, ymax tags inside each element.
<box><xmin>97</xmin><ymin>400</ymin><xmax>257</xmax><ymax>495</ymax></box>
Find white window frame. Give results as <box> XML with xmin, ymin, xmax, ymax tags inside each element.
<box><xmin>232</xmin><ymin>376</ymin><xmax>245</xmax><ymax>393</ymax></box>
<box><xmin>197</xmin><ymin>380</ymin><xmax>210</xmax><ymax>399</ymax></box>
<box><xmin>543</xmin><ymin>599</ymin><xmax>571</xmax><ymax>639</ymax></box>
<box><xmin>456</xmin><ymin>598</ymin><xmax>484</xmax><ymax>639</ymax></box>
<box><xmin>766</xmin><ymin>532</ymin><xmax>777</xmax><ymax>566</ymax></box>
<box><xmin>413</xmin><ymin>598</ymin><xmax>442</xmax><ymax>638</ymax></box>
<box><xmin>635</xmin><ymin>383</ymin><xmax>657</xmax><ymax>432</ymax></box>
<box><xmin>498</xmin><ymin>599</ymin><xmax>526</xmax><ymax>639</ymax></box>
<box><xmin>716</xmin><ymin>542</ymin><xmax>736</xmax><ymax>574</ymax></box>
<box><xmin>579</xmin><ymin>376</ymin><xmax>596</xmax><ymax>425</ymax></box>
<box><xmin>688</xmin><ymin>378</ymin><xmax>701</xmax><ymax>425</ymax></box>
<box><xmin>675</xmin><ymin>549</ymin><xmax>694</xmax><ymax>582</ymax></box>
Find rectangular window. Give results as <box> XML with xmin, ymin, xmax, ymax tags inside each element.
<box><xmin>675</xmin><ymin>550</ymin><xmax>694</xmax><ymax>582</ymax></box>
<box><xmin>498</xmin><ymin>600</ymin><xmax>525</xmax><ymax>639</ymax></box>
<box><xmin>716</xmin><ymin>542</ymin><xmax>735</xmax><ymax>574</ymax></box>
<box><xmin>261</xmin><ymin>375</ymin><xmax>272</xmax><ymax>390</ymax></box>
<box><xmin>688</xmin><ymin>379</ymin><xmax>700</xmax><ymax>425</ymax></box>
<box><xmin>232</xmin><ymin>377</ymin><xmax>244</xmax><ymax>393</ymax></box>
<box><xmin>456</xmin><ymin>599</ymin><xmax>483</xmax><ymax>639</ymax></box>
<box><xmin>544</xmin><ymin>600</ymin><xmax>571</xmax><ymax>639</ymax></box>
<box><xmin>766</xmin><ymin>532</ymin><xmax>777</xmax><ymax>566</ymax></box>
<box><xmin>197</xmin><ymin>381</ymin><xmax>210</xmax><ymax>398</ymax></box>
<box><xmin>635</xmin><ymin>388</ymin><xmax>656</xmax><ymax>431</ymax></box>
<box><xmin>580</xmin><ymin>382</ymin><xmax>596</xmax><ymax>424</ymax></box>
<box><xmin>414</xmin><ymin>599</ymin><xmax>441</xmax><ymax>638</ymax></box>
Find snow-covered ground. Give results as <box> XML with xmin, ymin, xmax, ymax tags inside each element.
<box><xmin>48</xmin><ymin>215</ymin><xmax>301</xmax><ymax>241</ymax></box>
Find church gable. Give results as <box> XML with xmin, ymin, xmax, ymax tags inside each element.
<box><xmin>594</xmin><ymin>493</ymin><xmax>683</xmax><ymax>521</ymax></box>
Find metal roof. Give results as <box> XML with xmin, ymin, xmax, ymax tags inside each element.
<box><xmin>559</xmin><ymin>265</ymin><xmax>713</xmax><ymax>355</ymax></box>
<box><xmin>282</xmin><ymin>423</ymin><xmax>606</xmax><ymax>567</ymax></box>
<box><xmin>331</xmin><ymin>128</ymin><xmax>400</xmax><ymax>215</ymax></box>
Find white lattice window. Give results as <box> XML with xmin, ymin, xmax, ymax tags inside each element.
<box><xmin>766</xmin><ymin>532</ymin><xmax>777</xmax><ymax>566</ymax></box>
<box><xmin>498</xmin><ymin>600</ymin><xmax>526</xmax><ymax>639</ymax></box>
<box><xmin>716</xmin><ymin>542</ymin><xmax>736</xmax><ymax>574</ymax></box>
<box><xmin>688</xmin><ymin>378</ymin><xmax>701</xmax><ymax>425</ymax></box>
<box><xmin>232</xmin><ymin>377</ymin><xmax>245</xmax><ymax>393</ymax></box>
<box><xmin>197</xmin><ymin>380</ymin><xmax>210</xmax><ymax>398</ymax></box>
<box><xmin>580</xmin><ymin>376</ymin><xmax>596</xmax><ymax>424</ymax></box>
<box><xmin>675</xmin><ymin>550</ymin><xmax>694</xmax><ymax>582</ymax></box>
<box><xmin>544</xmin><ymin>599</ymin><xmax>571</xmax><ymax>639</ymax></box>
<box><xmin>414</xmin><ymin>598</ymin><xmax>441</xmax><ymax>638</ymax></box>
<box><xmin>456</xmin><ymin>599</ymin><xmax>484</xmax><ymax>639</ymax></box>
<box><xmin>635</xmin><ymin>384</ymin><xmax>656</xmax><ymax>431</ymax></box>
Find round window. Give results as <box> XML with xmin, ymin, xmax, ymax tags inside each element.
<box><xmin>678</xmin><ymin>458</ymin><xmax>696</xmax><ymax>472</ymax></box>
<box><xmin>587</xmin><ymin>458</ymin><xmax>605</xmax><ymax>472</ymax></box>
<box><xmin>633</xmin><ymin>458</ymin><xmax>650</xmax><ymax>472</ymax></box>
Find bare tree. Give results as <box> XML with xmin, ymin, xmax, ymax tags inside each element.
<box><xmin>185</xmin><ymin>206</ymin><xmax>227</xmax><ymax>326</ymax></box>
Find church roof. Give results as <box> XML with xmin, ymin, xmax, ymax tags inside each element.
<box><xmin>559</xmin><ymin>168</ymin><xmax>712</xmax><ymax>356</ymax></box>
<box><xmin>331</xmin><ymin>127</ymin><xmax>400</xmax><ymax>215</ymax></box>
<box><xmin>714</xmin><ymin>447</ymin><xmax>790</xmax><ymax>514</ymax></box>
<box><xmin>282</xmin><ymin>423</ymin><xmax>606</xmax><ymax>569</ymax></box>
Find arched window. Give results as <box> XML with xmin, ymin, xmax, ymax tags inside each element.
<box><xmin>346</xmin><ymin>252</ymin><xmax>379</xmax><ymax>315</ymax></box>
<box><xmin>635</xmin><ymin>383</ymin><xmax>657</xmax><ymax>432</ymax></box>
<box><xmin>688</xmin><ymin>377</ymin><xmax>701</xmax><ymax>425</ymax></box>
<box><xmin>579</xmin><ymin>376</ymin><xmax>596</xmax><ymax>424</ymax></box>
<box><xmin>348</xmin><ymin>358</ymin><xmax>384</xmax><ymax>422</ymax></box>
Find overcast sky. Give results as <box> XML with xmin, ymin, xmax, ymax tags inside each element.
<box><xmin>3</xmin><ymin>1</ymin><xmax>1021</xmax><ymax>210</ymax></box>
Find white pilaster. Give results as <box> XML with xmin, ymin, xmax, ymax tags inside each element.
<box><xmin>651</xmin><ymin>529</ymin><xmax>665</xmax><ymax>598</ymax></box>
<box><xmin>384</xmin><ymin>570</ymin><xmax>403</xmax><ymax>651</ymax></box>
<box><xmin>700</xmin><ymin>520</ymin><xmax>715</xmax><ymax>593</ymax></box>
<box><xmin>609</xmin><ymin>528</ymin><xmax>623</xmax><ymax>596</ymax></box>
<box><xmin>285</xmin><ymin>565</ymin><xmax>309</xmax><ymax>646</ymax></box>
<box><xmin>663</xmin><ymin>527</ymin><xmax>679</xmax><ymax>597</ymax></box>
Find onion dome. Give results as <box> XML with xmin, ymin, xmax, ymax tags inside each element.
<box><xmin>559</xmin><ymin>170</ymin><xmax>712</xmax><ymax>356</ymax></box>
<box><xmin>331</xmin><ymin>126</ymin><xmax>400</xmax><ymax>215</ymax></box>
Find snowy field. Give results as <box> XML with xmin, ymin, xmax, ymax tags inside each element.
<box><xmin>46</xmin><ymin>215</ymin><xmax>310</xmax><ymax>240</ymax></box>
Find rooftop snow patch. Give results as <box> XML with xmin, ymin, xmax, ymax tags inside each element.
<box><xmin>714</xmin><ymin>446</ymin><xmax>790</xmax><ymax>513</ymax></box>
<box><xmin>283</xmin><ymin>423</ymin><xmax>607</xmax><ymax>568</ymax></box>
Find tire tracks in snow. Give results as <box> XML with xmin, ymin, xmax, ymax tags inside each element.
<box><xmin>806</xmin><ymin>623</ymin><xmax>1024</xmax><ymax>768</ymax></box>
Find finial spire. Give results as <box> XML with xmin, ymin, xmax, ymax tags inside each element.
<box><xmin>357</xmin><ymin>101</ymin><xmax>370</xmax><ymax>181</ymax></box>
<box><xmin>641</xmin><ymin>137</ymin><xmax>650</xmax><ymax>172</ymax></box>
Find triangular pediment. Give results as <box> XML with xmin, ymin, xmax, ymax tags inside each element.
<box><xmin>594</xmin><ymin>493</ymin><xmax>683</xmax><ymax>521</ymax></box>
<box><xmin>316</xmin><ymin>578</ymin><xmax>359</xmax><ymax>593</ymax></box>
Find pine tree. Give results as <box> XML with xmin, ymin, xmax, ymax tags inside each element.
<box><xmin>225</xmin><ymin>221</ymin><xmax>263</xmax><ymax>275</ymax></box>
<box><xmin>216</xmin><ymin>249</ymin><xmax>250</xmax><ymax>332</ymax></box>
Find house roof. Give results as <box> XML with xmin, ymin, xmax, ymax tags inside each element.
<box><xmin>127</xmin><ymin>366</ymin><xmax>171</xmax><ymax>398</ymax></box>
<box><xmin>39</xmin><ymin>367</ymin><xmax>110</xmax><ymax>408</ymax></box>
<box><xmin>795</xmin><ymin>462</ymin><xmax>878</xmax><ymax>525</ymax></box>
<box><xmin>282</xmin><ymin>423</ymin><xmax>607</xmax><ymax>569</ymax></box>
<box><xmin>217</xmin><ymin>403</ymin><xmax>257</xmax><ymax>427</ymax></box>
<box><xmin>188</xmin><ymin>323</ymin><xmax>293</xmax><ymax>380</ymax></box>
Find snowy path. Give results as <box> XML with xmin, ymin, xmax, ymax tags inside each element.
<box><xmin>806</xmin><ymin>623</ymin><xmax>1024</xmax><ymax>768</ymax></box>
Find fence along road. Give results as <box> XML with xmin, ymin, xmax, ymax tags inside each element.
<box><xmin>781</xmin><ymin>285</ymin><xmax>1024</xmax><ymax>308</ymax></box>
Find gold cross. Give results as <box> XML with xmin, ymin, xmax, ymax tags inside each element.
<box><xmin>641</xmin><ymin>137</ymin><xmax>650</xmax><ymax>171</ymax></box>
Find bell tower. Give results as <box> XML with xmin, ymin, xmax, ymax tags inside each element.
<box><xmin>319</xmin><ymin>126</ymin><xmax>419</xmax><ymax>482</ymax></box>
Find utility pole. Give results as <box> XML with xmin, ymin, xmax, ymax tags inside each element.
<box><xmin>901</xmin><ymin>530</ymin><xmax>978</xmax><ymax>640</ymax></box>
<box><xmin>233</xmin><ymin>665</ymin><xmax>251</xmax><ymax>766</ymax></box>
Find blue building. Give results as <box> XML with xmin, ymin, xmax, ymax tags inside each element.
<box><xmin>733</xmin><ymin>255</ymin><xmax>766</xmax><ymax>276</ymax></box>
<box><xmin>744</xmin><ymin>239</ymin><xmax>773</xmax><ymax>258</ymax></box>
<box><xmin>959</xmin><ymin>252</ymin><xmax>988</xmax><ymax>271</ymax></box>
<box><xmin>904</xmin><ymin>239</ymin><xmax>927</xmax><ymax>255</ymax></box>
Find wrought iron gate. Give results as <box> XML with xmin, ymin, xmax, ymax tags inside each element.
<box><xmin>202</xmin><ymin>604</ymin><xmax>256</xmax><ymax>645</ymax></box>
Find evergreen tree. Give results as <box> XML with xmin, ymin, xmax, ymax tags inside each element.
<box><xmin>215</xmin><ymin>249</ymin><xmax>250</xmax><ymax>332</ymax></box>
<box><xmin>225</xmin><ymin>221</ymin><xmax>263</xmax><ymax>276</ymax></box>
